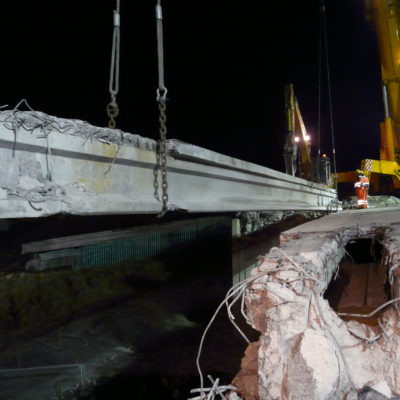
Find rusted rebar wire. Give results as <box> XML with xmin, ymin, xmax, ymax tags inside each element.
<box><xmin>195</xmin><ymin>246</ymin><xmax>326</xmax><ymax>398</ymax></box>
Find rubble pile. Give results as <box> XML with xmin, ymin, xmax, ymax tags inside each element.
<box><xmin>232</xmin><ymin>210</ymin><xmax>400</xmax><ymax>399</ymax></box>
<box><xmin>237</xmin><ymin>211</ymin><xmax>326</xmax><ymax>236</ymax></box>
<box><xmin>341</xmin><ymin>196</ymin><xmax>400</xmax><ymax>210</ymax></box>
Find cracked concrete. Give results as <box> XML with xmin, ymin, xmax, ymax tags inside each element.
<box><xmin>0</xmin><ymin>110</ymin><xmax>155</xmax><ymax>216</ymax></box>
<box><xmin>233</xmin><ymin>208</ymin><xmax>400</xmax><ymax>399</ymax></box>
<box><xmin>0</xmin><ymin>108</ymin><xmax>336</xmax><ymax>218</ymax></box>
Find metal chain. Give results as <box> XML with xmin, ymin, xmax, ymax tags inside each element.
<box><xmin>158</xmin><ymin>98</ymin><xmax>168</xmax><ymax>216</ymax></box>
<box><xmin>107</xmin><ymin>0</ymin><xmax>121</xmax><ymax>129</ymax></box>
<box><xmin>106</xmin><ymin>102</ymin><xmax>119</xmax><ymax>129</ymax></box>
<box><xmin>156</xmin><ymin>0</ymin><xmax>169</xmax><ymax>217</ymax></box>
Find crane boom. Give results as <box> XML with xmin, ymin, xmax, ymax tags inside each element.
<box><xmin>369</xmin><ymin>0</ymin><xmax>400</xmax><ymax>163</ymax></box>
<box><xmin>283</xmin><ymin>84</ymin><xmax>331</xmax><ymax>184</ymax></box>
<box><xmin>283</xmin><ymin>84</ymin><xmax>312</xmax><ymax>179</ymax></box>
<box><xmin>337</xmin><ymin>0</ymin><xmax>400</xmax><ymax>191</ymax></box>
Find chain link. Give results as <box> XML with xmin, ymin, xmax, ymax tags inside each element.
<box><xmin>106</xmin><ymin>101</ymin><xmax>119</xmax><ymax>129</ymax></box>
<box><xmin>155</xmin><ymin>0</ymin><xmax>168</xmax><ymax>217</ymax></box>
<box><xmin>158</xmin><ymin>98</ymin><xmax>168</xmax><ymax>216</ymax></box>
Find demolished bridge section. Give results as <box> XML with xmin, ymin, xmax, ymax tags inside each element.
<box><xmin>0</xmin><ymin>109</ymin><xmax>336</xmax><ymax>218</ymax></box>
<box><xmin>233</xmin><ymin>208</ymin><xmax>400</xmax><ymax>399</ymax></box>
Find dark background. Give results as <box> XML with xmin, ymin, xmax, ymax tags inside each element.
<box><xmin>0</xmin><ymin>0</ymin><xmax>383</xmax><ymax>173</ymax></box>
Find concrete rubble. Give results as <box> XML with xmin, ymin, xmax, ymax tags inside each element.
<box><xmin>232</xmin><ymin>208</ymin><xmax>400</xmax><ymax>399</ymax></box>
<box><xmin>342</xmin><ymin>196</ymin><xmax>400</xmax><ymax>210</ymax></box>
<box><xmin>236</xmin><ymin>211</ymin><xmax>327</xmax><ymax>236</ymax></box>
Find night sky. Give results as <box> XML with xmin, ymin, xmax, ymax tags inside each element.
<box><xmin>1</xmin><ymin>0</ymin><xmax>383</xmax><ymax>173</ymax></box>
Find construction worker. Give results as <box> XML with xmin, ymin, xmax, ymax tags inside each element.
<box><xmin>354</xmin><ymin>169</ymin><xmax>369</xmax><ymax>209</ymax></box>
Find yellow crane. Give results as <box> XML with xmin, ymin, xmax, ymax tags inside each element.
<box><xmin>337</xmin><ymin>0</ymin><xmax>400</xmax><ymax>192</ymax></box>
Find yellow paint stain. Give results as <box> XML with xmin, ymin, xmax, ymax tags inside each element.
<box><xmin>76</xmin><ymin>143</ymin><xmax>121</xmax><ymax>192</ymax></box>
<box><xmin>81</xmin><ymin>173</ymin><xmax>111</xmax><ymax>192</ymax></box>
<box><xmin>78</xmin><ymin>140</ymin><xmax>156</xmax><ymax>192</ymax></box>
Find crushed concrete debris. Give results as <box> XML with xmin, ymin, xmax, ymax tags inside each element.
<box><xmin>236</xmin><ymin>211</ymin><xmax>326</xmax><ymax>236</ymax></box>
<box><xmin>342</xmin><ymin>196</ymin><xmax>400</xmax><ymax>210</ymax></box>
<box><xmin>230</xmin><ymin>209</ymin><xmax>400</xmax><ymax>399</ymax></box>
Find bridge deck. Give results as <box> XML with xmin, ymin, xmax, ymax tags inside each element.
<box><xmin>0</xmin><ymin>110</ymin><xmax>337</xmax><ymax>218</ymax></box>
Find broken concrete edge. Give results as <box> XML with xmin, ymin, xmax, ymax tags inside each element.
<box><xmin>0</xmin><ymin>110</ymin><xmax>156</xmax><ymax>151</ymax></box>
<box><xmin>0</xmin><ymin>108</ymin><xmax>159</xmax><ymax>216</ymax></box>
<box><xmin>236</xmin><ymin>210</ymin><xmax>329</xmax><ymax>237</ymax></box>
<box><xmin>342</xmin><ymin>196</ymin><xmax>400</xmax><ymax>210</ymax></box>
<box><xmin>229</xmin><ymin>215</ymin><xmax>400</xmax><ymax>399</ymax></box>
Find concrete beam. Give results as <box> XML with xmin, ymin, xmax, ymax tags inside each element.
<box><xmin>0</xmin><ymin>110</ymin><xmax>337</xmax><ymax>218</ymax></box>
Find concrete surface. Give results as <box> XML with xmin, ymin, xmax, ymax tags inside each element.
<box><xmin>0</xmin><ymin>110</ymin><xmax>337</xmax><ymax>218</ymax></box>
<box><xmin>282</xmin><ymin>207</ymin><xmax>400</xmax><ymax>236</ymax></box>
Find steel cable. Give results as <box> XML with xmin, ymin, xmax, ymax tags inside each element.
<box><xmin>321</xmin><ymin>0</ymin><xmax>338</xmax><ymax>194</ymax></box>
<box><xmin>107</xmin><ymin>0</ymin><xmax>121</xmax><ymax>129</ymax></box>
<box><xmin>317</xmin><ymin>0</ymin><xmax>323</xmax><ymax>157</ymax></box>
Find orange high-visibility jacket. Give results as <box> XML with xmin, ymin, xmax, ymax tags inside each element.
<box><xmin>354</xmin><ymin>175</ymin><xmax>369</xmax><ymax>189</ymax></box>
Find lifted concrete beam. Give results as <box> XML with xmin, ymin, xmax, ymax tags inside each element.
<box><xmin>0</xmin><ymin>110</ymin><xmax>337</xmax><ymax>218</ymax></box>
